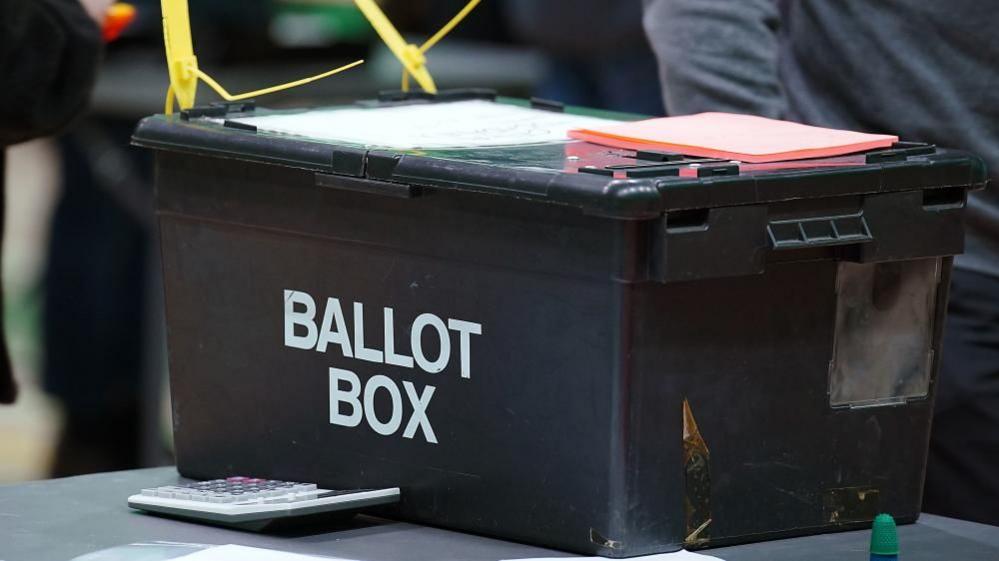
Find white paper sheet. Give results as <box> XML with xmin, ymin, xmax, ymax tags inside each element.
<box><xmin>502</xmin><ymin>552</ymin><xmax>724</xmax><ymax>561</ymax></box>
<box><xmin>179</xmin><ymin>544</ymin><xmax>353</xmax><ymax>561</ymax></box>
<box><xmin>233</xmin><ymin>100</ymin><xmax>619</xmax><ymax>150</ymax></box>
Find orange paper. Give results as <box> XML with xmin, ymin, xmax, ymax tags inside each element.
<box><xmin>568</xmin><ymin>112</ymin><xmax>898</xmax><ymax>163</ymax></box>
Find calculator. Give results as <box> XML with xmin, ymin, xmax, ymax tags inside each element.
<box><xmin>127</xmin><ymin>476</ymin><xmax>399</xmax><ymax>529</ymax></box>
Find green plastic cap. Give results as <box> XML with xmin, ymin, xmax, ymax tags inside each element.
<box><xmin>870</xmin><ymin>513</ymin><xmax>899</xmax><ymax>555</ymax></box>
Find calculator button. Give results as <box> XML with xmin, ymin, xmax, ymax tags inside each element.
<box><xmin>143</xmin><ymin>478</ymin><xmax>326</xmax><ymax>504</ymax></box>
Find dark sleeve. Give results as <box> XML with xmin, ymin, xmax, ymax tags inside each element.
<box><xmin>0</xmin><ymin>0</ymin><xmax>103</xmax><ymax>146</ymax></box>
<box><xmin>642</xmin><ymin>0</ymin><xmax>788</xmax><ymax>118</ymax></box>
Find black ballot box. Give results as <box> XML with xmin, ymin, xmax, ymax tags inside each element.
<box><xmin>133</xmin><ymin>92</ymin><xmax>987</xmax><ymax>557</ymax></box>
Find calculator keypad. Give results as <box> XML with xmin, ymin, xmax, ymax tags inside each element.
<box><xmin>140</xmin><ymin>477</ymin><xmax>320</xmax><ymax>504</ymax></box>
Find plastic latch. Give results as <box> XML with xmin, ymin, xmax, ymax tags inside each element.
<box><xmin>577</xmin><ymin>166</ymin><xmax>615</xmax><ymax>176</ymax></box>
<box><xmin>768</xmin><ymin>213</ymin><xmax>873</xmax><ymax>250</ymax></box>
<box><xmin>180</xmin><ymin>101</ymin><xmax>257</xmax><ymax>121</ymax></box>
<box><xmin>635</xmin><ymin>149</ymin><xmax>684</xmax><ymax>163</ymax></box>
<box><xmin>377</xmin><ymin>90</ymin><xmax>437</xmax><ymax>102</ymax></box>
<box><xmin>179</xmin><ymin>104</ymin><xmax>227</xmax><ymax>120</ymax></box>
<box><xmin>223</xmin><ymin>120</ymin><xmax>257</xmax><ymax>132</ymax></box>
<box><xmin>696</xmin><ymin>163</ymin><xmax>739</xmax><ymax>177</ymax></box>
<box><xmin>578</xmin><ymin>165</ymin><xmax>682</xmax><ymax>178</ymax></box>
<box><xmin>891</xmin><ymin>141</ymin><xmax>936</xmax><ymax>156</ymax></box>
<box><xmin>365</xmin><ymin>151</ymin><xmax>403</xmax><ymax>180</ymax></box>
<box><xmin>866</xmin><ymin>142</ymin><xmax>936</xmax><ymax>163</ymax></box>
<box><xmin>866</xmin><ymin>151</ymin><xmax>907</xmax><ymax>163</ymax></box>
<box><xmin>530</xmin><ymin>97</ymin><xmax>565</xmax><ymax>112</ymax></box>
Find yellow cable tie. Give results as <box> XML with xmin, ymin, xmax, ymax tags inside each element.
<box><xmin>404</xmin><ymin>0</ymin><xmax>479</xmax><ymax>91</ymax></box>
<box><xmin>161</xmin><ymin>0</ymin><xmax>364</xmax><ymax>113</ymax></box>
<box><xmin>161</xmin><ymin>0</ymin><xmax>198</xmax><ymax>111</ymax></box>
<box><xmin>399</xmin><ymin>44</ymin><xmax>426</xmax><ymax>93</ymax></box>
<box><xmin>353</xmin><ymin>0</ymin><xmax>437</xmax><ymax>93</ymax></box>
<box><xmin>165</xmin><ymin>84</ymin><xmax>176</xmax><ymax>114</ymax></box>
<box><xmin>402</xmin><ymin>44</ymin><xmax>427</xmax><ymax>68</ymax></box>
<box><xmin>193</xmin><ymin>59</ymin><xmax>365</xmax><ymax>103</ymax></box>
<box><xmin>419</xmin><ymin>0</ymin><xmax>480</xmax><ymax>53</ymax></box>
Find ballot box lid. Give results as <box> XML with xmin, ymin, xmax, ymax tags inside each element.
<box><xmin>132</xmin><ymin>92</ymin><xmax>988</xmax><ymax>219</ymax></box>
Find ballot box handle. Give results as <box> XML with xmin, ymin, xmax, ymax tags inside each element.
<box><xmin>766</xmin><ymin>213</ymin><xmax>873</xmax><ymax>251</ymax></box>
<box><xmin>653</xmin><ymin>189</ymin><xmax>968</xmax><ymax>283</ymax></box>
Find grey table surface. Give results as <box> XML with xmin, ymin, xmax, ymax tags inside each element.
<box><xmin>1</xmin><ymin>467</ymin><xmax>997</xmax><ymax>561</ymax></box>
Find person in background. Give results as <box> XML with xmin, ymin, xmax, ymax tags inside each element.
<box><xmin>42</xmin><ymin>0</ymin><xmax>271</xmax><ymax>476</ymax></box>
<box><xmin>642</xmin><ymin>0</ymin><xmax>998</xmax><ymax>525</ymax></box>
<box><xmin>503</xmin><ymin>0</ymin><xmax>663</xmax><ymax>116</ymax></box>
<box><xmin>0</xmin><ymin>0</ymin><xmax>111</xmax><ymax>404</ymax></box>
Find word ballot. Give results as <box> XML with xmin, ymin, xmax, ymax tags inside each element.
<box><xmin>283</xmin><ymin>290</ymin><xmax>482</xmax><ymax>444</ymax></box>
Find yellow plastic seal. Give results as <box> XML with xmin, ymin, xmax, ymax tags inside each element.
<box><xmin>353</xmin><ymin>0</ymin><xmax>481</xmax><ymax>93</ymax></box>
<box><xmin>160</xmin><ymin>0</ymin><xmax>364</xmax><ymax>114</ymax></box>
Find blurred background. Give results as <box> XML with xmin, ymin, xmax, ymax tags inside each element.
<box><xmin>0</xmin><ymin>0</ymin><xmax>662</xmax><ymax>482</ymax></box>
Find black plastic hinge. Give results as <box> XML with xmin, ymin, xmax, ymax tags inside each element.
<box><xmin>377</xmin><ymin>90</ymin><xmax>437</xmax><ymax>102</ymax></box>
<box><xmin>365</xmin><ymin>151</ymin><xmax>402</xmax><ymax>180</ymax></box>
<box><xmin>865</xmin><ymin>151</ymin><xmax>907</xmax><ymax>163</ymax></box>
<box><xmin>624</xmin><ymin>166</ymin><xmax>681</xmax><ymax>178</ymax></box>
<box><xmin>180</xmin><ymin>105</ymin><xmax>227</xmax><ymax>120</ymax></box>
<box><xmin>635</xmin><ymin>149</ymin><xmax>684</xmax><ymax>162</ymax></box>
<box><xmin>578</xmin><ymin>165</ymin><xmax>682</xmax><ymax>178</ymax></box>
<box><xmin>180</xmin><ymin>101</ymin><xmax>255</xmax><ymax>121</ymax></box>
<box><xmin>223</xmin><ymin>120</ymin><xmax>257</xmax><ymax>132</ymax></box>
<box><xmin>361</xmin><ymin>88</ymin><xmax>497</xmax><ymax>108</ymax></box>
<box><xmin>577</xmin><ymin>166</ymin><xmax>615</xmax><ymax>176</ymax></box>
<box><xmin>866</xmin><ymin>142</ymin><xmax>936</xmax><ymax>163</ymax></box>
<box><xmin>891</xmin><ymin>141</ymin><xmax>936</xmax><ymax>156</ymax></box>
<box><xmin>327</xmin><ymin>147</ymin><xmax>367</xmax><ymax>177</ymax></box>
<box><xmin>695</xmin><ymin>163</ymin><xmax>739</xmax><ymax>177</ymax></box>
<box><xmin>530</xmin><ymin>97</ymin><xmax>564</xmax><ymax>112</ymax></box>
<box><xmin>603</xmin><ymin>162</ymin><xmax>684</xmax><ymax>178</ymax></box>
